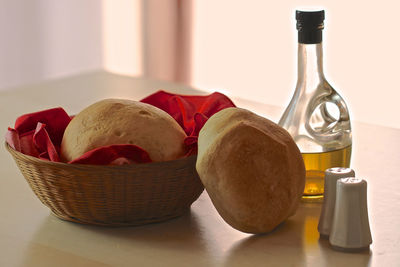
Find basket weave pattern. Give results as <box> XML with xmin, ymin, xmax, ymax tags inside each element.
<box><xmin>6</xmin><ymin>143</ymin><xmax>204</xmax><ymax>226</ymax></box>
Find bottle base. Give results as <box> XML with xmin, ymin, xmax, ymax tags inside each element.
<box><xmin>300</xmin><ymin>145</ymin><xmax>352</xmax><ymax>203</ymax></box>
<box><xmin>301</xmin><ymin>170</ymin><xmax>324</xmax><ymax>203</ymax></box>
<box><xmin>301</xmin><ymin>194</ymin><xmax>324</xmax><ymax>203</ymax></box>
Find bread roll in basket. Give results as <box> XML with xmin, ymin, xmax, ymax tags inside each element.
<box><xmin>5</xmin><ymin>92</ymin><xmax>235</xmax><ymax>226</ymax></box>
<box><xmin>6</xmin><ymin>100</ymin><xmax>202</xmax><ymax>226</ymax></box>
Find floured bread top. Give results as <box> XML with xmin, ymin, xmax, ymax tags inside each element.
<box><xmin>61</xmin><ymin>99</ymin><xmax>187</xmax><ymax>162</ymax></box>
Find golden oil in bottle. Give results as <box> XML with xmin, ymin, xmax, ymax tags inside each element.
<box><xmin>301</xmin><ymin>145</ymin><xmax>352</xmax><ymax>201</ymax></box>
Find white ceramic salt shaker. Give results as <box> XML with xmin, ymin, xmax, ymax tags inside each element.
<box><xmin>318</xmin><ymin>167</ymin><xmax>355</xmax><ymax>238</ymax></box>
<box><xmin>329</xmin><ymin>177</ymin><xmax>372</xmax><ymax>252</ymax></box>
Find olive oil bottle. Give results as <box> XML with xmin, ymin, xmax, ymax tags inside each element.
<box><xmin>279</xmin><ymin>10</ymin><xmax>352</xmax><ymax>201</ymax></box>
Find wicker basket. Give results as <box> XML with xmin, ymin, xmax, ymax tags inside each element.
<box><xmin>5</xmin><ymin>143</ymin><xmax>204</xmax><ymax>226</ymax></box>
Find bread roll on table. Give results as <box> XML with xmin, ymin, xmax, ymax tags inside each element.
<box><xmin>196</xmin><ymin>107</ymin><xmax>305</xmax><ymax>234</ymax></box>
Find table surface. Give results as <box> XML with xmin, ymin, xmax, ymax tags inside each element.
<box><xmin>0</xmin><ymin>71</ymin><xmax>399</xmax><ymax>267</ymax></box>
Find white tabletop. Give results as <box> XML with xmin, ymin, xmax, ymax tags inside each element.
<box><xmin>0</xmin><ymin>71</ymin><xmax>399</xmax><ymax>267</ymax></box>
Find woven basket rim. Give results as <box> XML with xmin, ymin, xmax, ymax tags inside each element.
<box><xmin>4</xmin><ymin>142</ymin><xmax>196</xmax><ymax>170</ymax></box>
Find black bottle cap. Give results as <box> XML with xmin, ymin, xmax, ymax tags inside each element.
<box><xmin>296</xmin><ymin>10</ymin><xmax>325</xmax><ymax>44</ymax></box>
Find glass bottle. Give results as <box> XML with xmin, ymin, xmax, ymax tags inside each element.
<box><xmin>278</xmin><ymin>10</ymin><xmax>352</xmax><ymax>202</ymax></box>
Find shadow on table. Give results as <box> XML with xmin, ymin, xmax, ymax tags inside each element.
<box><xmin>222</xmin><ymin>203</ymin><xmax>372</xmax><ymax>267</ymax></box>
<box><xmin>222</xmin><ymin>217</ymin><xmax>306</xmax><ymax>267</ymax></box>
<box><xmin>74</xmin><ymin>209</ymin><xmax>206</xmax><ymax>247</ymax></box>
<box><xmin>21</xmin><ymin>208</ymin><xmax>210</xmax><ymax>266</ymax></box>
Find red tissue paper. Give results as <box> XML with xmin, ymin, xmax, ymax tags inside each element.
<box><xmin>5</xmin><ymin>90</ymin><xmax>235</xmax><ymax>165</ymax></box>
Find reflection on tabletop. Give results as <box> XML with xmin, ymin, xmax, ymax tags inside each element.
<box><xmin>21</xmin><ymin>192</ymin><xmax>371</xmax><ymax>267</ymax></box>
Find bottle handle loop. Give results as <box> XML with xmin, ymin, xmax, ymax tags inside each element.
<box><xmin>306</xmin><ymin>92</ymin><xmax>350</xmax><ymax>139</ymax></box>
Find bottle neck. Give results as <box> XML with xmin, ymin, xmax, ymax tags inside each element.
<box><xmin>297</xmin><ymin>42</ymin><xmax>325</xmax><ymax>90</ymax></box>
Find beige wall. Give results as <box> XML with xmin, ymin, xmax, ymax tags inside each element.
<box><xmin>1</xmin><ymin>0</ymin><xmax>399</xmax><ymax>129</ymax></box>
<box><xmin>102</xmin><ymin>0</ymin><xmax>142</xmax><ymax>77</ymax></box>
<box><xmin>191</xmin><ymin>1</ymin><xmax>400</xmax><ymax>129</ymax></box>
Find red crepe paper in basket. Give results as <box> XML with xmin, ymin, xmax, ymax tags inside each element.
<box><xmin>6</xmin><ymin>107</ymin><xmax>71</xmax><ymax>161</ymax></box>
<box><xmin>141</xmin><ymin>90</ymin><xmax>236</xmax><ymax>151</ymax></box>
<box><xmin>5</xmin><ymin>90</ymin><xmax>235</xmax><ymax>165</ymax></box>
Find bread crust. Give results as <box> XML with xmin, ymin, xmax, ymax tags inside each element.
<box><xmin>61</xmin><ymin>99</ymin><xmax>187</xmax><ymax>162</ymax></box>
<box><xmin>196</xmin><ymin>107</ymin><xmax>305</xmax><ymax>233</ymax></box>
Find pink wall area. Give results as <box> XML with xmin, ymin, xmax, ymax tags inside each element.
<box><xmin>0</xmin><ymin>0</ymin><xmax>103</xmax><ymax>89</ymax></box>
